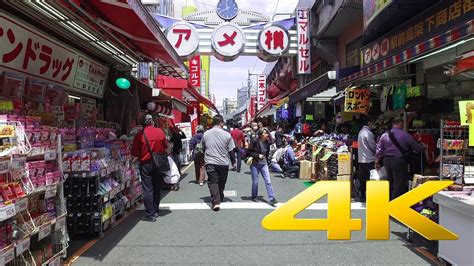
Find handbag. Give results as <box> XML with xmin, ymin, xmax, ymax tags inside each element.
<box><xmin>245</xmin><ymin>157</ymin><xmax>253</xmax><ymax>166</ymax></box>
<box><xmin>143</xmin><ymin>129</ymin><xmax>170</xmax><ymax>172</ymax></box>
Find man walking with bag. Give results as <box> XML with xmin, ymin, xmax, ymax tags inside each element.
<box><xmin>375</xmin><ymin>117</ymin><xmax>424</xmax><ymax>199</ymax></box>
<box><xmin>132</xmin><ymin>114</ymin><xmax>168</xmax><ymax>222</ymax></box>
<box><xmin>202</xmin><ymin>115</ymin><xmax>236</xmax><ymax>211</ymax></box>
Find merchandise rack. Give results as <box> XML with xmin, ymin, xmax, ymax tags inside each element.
<box><xmin>439</xmin><ymin>120</ymin><xmax>471</xmax><ymax>184</ymax></box>
<box><xmin>0</xmin><ymin>121</ymin><xmax>68</xmax><ymax>266</ymax></box>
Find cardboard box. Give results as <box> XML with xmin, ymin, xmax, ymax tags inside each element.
<box><xmin>411</xmin><ymin>174</ymin><xmax>438</xmax><ymax>189</ymax></box>
<box><xmin>337</xmin><ymin>175</ymin><xmax>351</xmax><ymax>181</ymax></box>
<box><xmin>299</xmin><ymin>160</ymin><xmax>312</xmax><ymax>180</ymax></box>
<box><xmin>337</xmin><ymin>152</ymin><xmax>352</xmax><ymax>175</ymax></box>
<box><xmin>311</xmin><ymin>162</ymin><xmax>318</xmax><ymax>181</ymax></box>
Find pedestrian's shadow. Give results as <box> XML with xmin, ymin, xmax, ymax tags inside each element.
<box><xmin>241</xmin><ymin>196</ymin><xmax>268</xmax><ymax>203</ymax></box>
<box><xmin>200</xmin><ymin>196</ymin><xmax>233</xmax><ymax>203</ymax></box>
<box><xmin>243</xmin><ymin>171</ymin><xmax>252</xmax><ymax>175</ymax></box>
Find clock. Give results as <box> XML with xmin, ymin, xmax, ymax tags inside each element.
<box><xmin>216</xmin><ymin>0</ymin><xmax>239</xmax><ymax>21</ymax></box>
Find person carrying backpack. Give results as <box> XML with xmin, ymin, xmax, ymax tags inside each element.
<box><xmin>190</xmin><ymin>125</ymin><xmax>206</xmax><ymax>186</ymax></box>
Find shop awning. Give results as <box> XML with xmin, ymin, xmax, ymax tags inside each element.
<box><xmin>81</xmin><ymin>0</ymin><xmax>187</xmax><ymax>77</ymax></box>
<box><xmin>306</xmin><ymin>87</ymin><xmax>338</xmax><ymax>102</ymax></box>
<box><xmin>255</xmin><ymin>102</ymin><xmax>272</xmax><ymax>118</ymax></box>
<box><xmin>185</xmin><ymin>86</ymin><xmax>219</xmax><ymax>113</ymax></box>
<box><xmin>288</xmin><ymin>71</ymin><xmax>336</xmax><ymax>104</ymax></box>
<box><xmin>135</xmin><ymin>77</ymin><xmax>188</xmax><ymax>113</ymax></box>
<box><xmin>341</xmin><ymin>20</ymin><xmax>474</xmax><ymax>86</ymax></box>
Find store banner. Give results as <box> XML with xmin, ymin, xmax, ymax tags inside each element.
<box><xmin>189</xmin><ymin>55</ymin><xmax>200</xmax><ymax>87</ymax></box>
<box><xmin>363</xmin><ymin>0</ymin><xmax>393</xmax><ymax>28</ymax></box>
<box><xmin>200</xmin><ymin>70</ymin><xmax>206</xmax><ymax>96</ymax></box>
<box><xmin>257</xmin><ymin>75</ymin><xmax>267</xmax><ymax>111</ymax></box>
<box><xmin>0</xmin><ymin>12</ymin><xmax>109</xmax><ymax>98</ymax></box>
<box><xmin>297</xmin><ymin>8</ymin><xmax>311</xmax><ymax>74</ymax></box>
<box><xmin>344</xmin><ymin>88</ymin><xmax>370</xmax><ymax>114</ymax></box>
<box><xmin>360</xmin><ymin>0</ymin><xmax>474</xmax><ymax>68</ymax></box>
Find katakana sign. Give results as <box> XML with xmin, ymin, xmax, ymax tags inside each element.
<box><xmin>257</xmin><ymin>75</ymin><xmax>267</xmax><ymax>110</ymax></box>
<box><xmin>297</xmin><ymin>8</ymin><xmax>311</xmax><ymax>74</ymax></box>
<box><xmin>166</xmin><ymin>21</ymin><xmax>199</xmax><ymax>60</ymax></box>
<box><xmin>189</xmin><ymin>55</ymin><xmax>201</xmax><ymax>87</ymax></box>
<box><xmin>211</xmin><ymin>23</ymin><xmax>246</xmax><ymax>62</ymax></box>
<box><xmin>257</xmin><ymin>24</ymin><xmax>291</xmax><ymax>62</ymax></box>
<box><xmin>344</xmin><ymin>88</ymin><xmax>370</xmax><ymax>114</ymax></box>
<box><xmin>0</xmin><ymin>14</ymin><xmax>77</xmax><ymax>87</ymax></box>
<box><xmin>0</xmin><ymin>12</ymin><xmax>109</xmax><ymax>98</ymax></box>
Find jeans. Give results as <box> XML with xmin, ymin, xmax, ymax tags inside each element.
<box><xmin>206</xmin><ymin>164</ymin><xmax>229</xmax><ymax>206</ymax></box>
<box><xmin>234</xmin><ymin>148</ymin><xmax>242</xmax><ymax>172</ymax></box>
<box><xmin>269</xmin><ymin>162</ymin><xmax>283</xmax><ymax>173</ymax></box>
<box><xmin>358</xmin><ymin>162</ymin><xmax>374</xmax><ymax>200</ymax></box>
<box><xmin>282</xmin><ymin>164</ymin><xmax>299</xmax><ymax>177</ymax></box>
<box><xmin>139</xmin><ymin>163</ymin><xmax>163</xmax><ymax>218</ymax></box>
<box><xmin>384</xmin><ymin>157</ymin><xmax>409</xmax><ymax>200</ymax></box>
<box><xmin>250</xmin><ymin>163</ymin><xmax>275</xmax><ymax>201</ymax></box>
<box><xmin>194</xmin><ymin>154</ymin><xmax>206</xmax><ymax>183</ymax></box>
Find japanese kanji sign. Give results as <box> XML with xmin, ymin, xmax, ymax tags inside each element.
<box><xmin>361</xmin><ymin>0</ymin><xmax>474</xmax><ymax>68</ymax></box>
<box><xmin>0</xmin><ymin>13</ymin><xmax>109</xmax><ymax>98</ymax></box>
<box><xmin>344</xmin><ymin>88</ymin><xmax>370</xmax><ymax>114</ymax></box>
<box><xmin>200</xmin><ymin>70</ymin><xmax>206</xmax><ymax>96</ymax></box>
<box><xmin>211</xmin><ymin>23</ymin><xmax>246</xmax><ymax>61</ymax></box>
<box><xmin>189</xmin><ymin>55</ymin><xmax>201</xmax><ymax>87</ymax></box>
<box><xmin>166</xmin><ymin>22</ymin><xmax>199</xmax><ymax>60</ymax></box>
<box><xmin>297</xmin><ymin>8</ymin><xmax>311</xmax><ymax>74</ymax></box>
<box><xmin>257</xmin><ymin>75</ymin><xmax>267</xmax><ymax>110</ymax></box>
<box><xmin>258</xmin><ymin>24</ymin><xmax>290</xmax><ymax>61</ymax></box>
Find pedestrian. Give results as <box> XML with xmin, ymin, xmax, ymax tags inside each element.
<box><xmin>230</xmin><ymin>124</ymin><xmax>245</xmax><ymax>172</ymax></box>
<box><xmin>274</xmin><ymin>125</ymin><xmax>285</xmax><ymax>148</ymax></box>
<box><xmin>247</xmin><ymin>128</ymin><xmax>278</xmax><ymax>206</ymax></box>
<box><xmin>170</xmin><ymin>126</ymin><xmax>186</xmax><ymax>174</ymax></box>
<box><xmin>248</xmin><ymin>122</ymin><xmax>259</xmax><ymax>143</ymax></box>
<box><xmin>375</xmin><ymin>117</ymin><xmax>424</xmax><ymax>199</ymax></box>
<box><xmin>131</xmin><ymin>114</ymin><xmax>168</xmax><ymax>222</ymax></box>
<box><xmin>190</xmin><ymin>125</ymin><xmax>206</xmax><ymax>186</ymax></box>
<box><xmin>202</xmin><ymin>115</ymin><xmax>236</xmax><ymax>211</ymax></box>
<box><xmin>282</xmin><ymin>140</ymin><xmax>303</xmax><ymax>178</ymax></box>
<box><xmin>269</xmin><ymin>145</ymin><xmax>286</xmax><ymax>173</ymax></box>
<box><xmin>293</xmin><ymin>118</ymin><xmax>304</xmax><ymax>141</ymax></box>
<box><xmin>357</xmin><ymin>116</ymin><xmax>376</xmax><ymax>202</ymax></box>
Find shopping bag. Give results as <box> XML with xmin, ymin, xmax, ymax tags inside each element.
<box><xmin>164</xmin><ymin>156</ymin><xmax>180</xmax><ymax>184</ymax></box>
<box><xmin>370</xmin><ymin>167</ymin><xmax>387</xmax><ymax>181</ymax></box>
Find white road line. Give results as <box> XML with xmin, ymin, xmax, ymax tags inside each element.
<box><xmin>159</xmin><ymin>202</ymin><xmax>366</xmax><ymax>210</ymax></box>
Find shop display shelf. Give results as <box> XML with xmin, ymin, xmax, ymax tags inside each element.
<box><xmin>41</xmin><ymin>246</ymin><xmax>68</xmax><ymax>266</ymax></box>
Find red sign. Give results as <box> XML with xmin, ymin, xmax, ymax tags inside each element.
<box><xmin>257</xmin><ymin>75</ymin><xmax>267</xmax><ymax>110</ymax></box>
<box><xmin>189</xmin><ymin>55</ymin><xmax>201</xmax><ymax>87</ymax></box>
<box><xmin>297</xmin><ymin>8</ymin><xmax>311</xmax><ymax>74</ymax></box>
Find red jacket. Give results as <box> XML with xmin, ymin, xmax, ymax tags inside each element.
<box><xmin>132</xmin><ymin>126</ymin><xmax>167</xmax><ymax>163</ymax></box>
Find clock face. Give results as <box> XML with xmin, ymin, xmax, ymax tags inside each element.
<box><xmin>217</xmin><ymin>0</ymin><xmax>239</xmax><ymax>21</ymax></box>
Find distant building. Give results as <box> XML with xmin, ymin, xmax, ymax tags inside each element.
<box><xmin>142</xmin><ymin>0</ymin><xmax>174</xmax><ymax>17</ymax></box>
<box><xmin>237</xmin><ymin>87</ymin><xmax>248</xmax><ymax>108</ymax></box>
<box><xmin>223</xmin><ymin>98</ymin><xmax>238</xmax><ymax>116</ymax></box>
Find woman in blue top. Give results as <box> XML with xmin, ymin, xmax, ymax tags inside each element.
<box><xmin>247</xmin><ymin>128</ymin><xmax>277</xmax><ymax>206</ymax></box>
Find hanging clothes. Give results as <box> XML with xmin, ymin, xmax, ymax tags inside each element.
<box><xmin>393</xmin><ymin>84</ymin><xmax>407</xmax><ymax>110</ymax></box>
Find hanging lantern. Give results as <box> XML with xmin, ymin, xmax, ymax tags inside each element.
<box><xmin>147</xmin><ymin>102</ymin><xmax>156</xmax><ymax>111</ymax></box>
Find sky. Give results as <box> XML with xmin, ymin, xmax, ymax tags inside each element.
<box><xmin>172</xmin><ymin>0</ymin><xmax>300</xmax><ymax>106</ymax></box>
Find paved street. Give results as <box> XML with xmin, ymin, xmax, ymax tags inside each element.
<box><xmin>73</xmin><ymin>164</ymin><xmax>435</xmax><ymax>265</ymax></box>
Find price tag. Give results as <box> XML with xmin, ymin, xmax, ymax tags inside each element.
<box><xmin>38</xmin><ymin>224</ymin><xmax>52</xmax><ymax>241</ymax></box>
<box><xmin>48</xmin><ymin>254</ymin><xmax>61</xmax><ymax>266</ymax></box>
<box><xmin>44</xmin><ymin>149</ymin><xmax>57</xmax><ymax>161</ymax></box>
<box><xmin>10</xmin><ymin>157</ymin><xmax>26</xmax><ymax>169</ymax></box>
<box><xmin>15</xmin><ymin>237</ymin><xmax>30</xmax><ymax>256</ymax></box>
<box><xmin>15</xmin><ymin>198</ymin><xmax>28</xmax><ymax>213</ymax></box>
<box><xmin>55</xmin><ymin>216</ymin><xmax>66</xmax><ymax>231</ymax></box>
<box><xmin>45</xmin><ymin>186</ymin><xmax>57</xmax><ymax>199</ymax></box>
<box><xmin>0</xmin><ymin>245</ymin><xmax>14</xmax><ymax>264</ymax></box>
<box><xmin>0</xmin><ymin>160</ymin><xmax>10</xmax><ymax>174</ymax></box>
<box><xmin>0</xmin><ymin>204</ymin><xmax>17</xmax><ymax>221</ymax></box>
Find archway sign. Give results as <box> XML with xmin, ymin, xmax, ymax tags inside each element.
<box><xmin>161</xmin><ymin>0</ymin><xmax>310</xmax><ymax>71</ymax></box>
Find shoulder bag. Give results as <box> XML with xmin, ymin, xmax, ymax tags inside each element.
<box><xmin>143</xmin><ymin>130</ymin><xmax>170</xmax><ymax>172</ymax></box>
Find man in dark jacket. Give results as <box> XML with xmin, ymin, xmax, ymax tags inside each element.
<box><xmin>190</xmin><ymin>125</ymin><xmax>206</xmax><ymax>186</ymax></box>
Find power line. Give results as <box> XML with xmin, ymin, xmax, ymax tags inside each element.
<box><xmin>272</xmin><ymin>0</ymin><xmax>280</xmax><ymax>15</ymax></box>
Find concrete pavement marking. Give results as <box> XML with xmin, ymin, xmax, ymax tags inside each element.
<box><xmin>181</xmin><ymin>162</ymin><xmax>194</xmax><ymax>173</ymax></box>
<box><xmin>159</xmin><ymin>202</ymin><xmax>366</xmax><ymax>210</ymax></box>
<box><xmin>223</xmin><ymin>190</ymin><xmax>237</xmax><ymax>197</ymax></box>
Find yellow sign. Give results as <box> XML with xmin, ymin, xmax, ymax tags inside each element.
<box><xmin>262</xmin><ymin>181</ymin><xmax>458</xmax><ymax>240</ymax></box>
<box><xmin>470</xmin><ymin>109</ymin><xmax>474</xmax><ymax>147</ymax></box>
<box><xmin>344</xmin><ymin>89</ymin><xmax>370</xmax><ymax>114</ymax></box>
<box><xmin>458</xmin><ymin>100</ymin><xmax>474</xmax><ymax>125</ymax></box>
<box><xmin>0</xmin><ymin>101</ymin><xmax>14</xmax><ymax>111</ymax></box>
<box><xmin>0</xmin><ymin>125</ymin><xmax>16</xmax><ymax>138</ymax></box>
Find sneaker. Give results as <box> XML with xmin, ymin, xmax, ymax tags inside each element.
<box><xmin>212</xmin><ymin>204</ymin><xmax>221</xmax><ymax>211</ymax></box>
<box><xmin>199</xmin><ymin>182</ymin><xmax>204</xmax><ymax>186</ymax></box>
<box><xmin>153</xmin><ymin>212</ymin><xmax>159</xmax><ymax>218</ymax></box>
<box><xmin>269</xmin><ymin>199</ymin><xmax>278</xmax><ymax>207</ymax></box>
<box><xmin>143</xmin><ymin>216</ymin><xmax>157</xmax><ymax>222</ymax></box>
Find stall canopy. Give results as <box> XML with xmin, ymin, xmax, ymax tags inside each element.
<box><xmin>288</xmin><ymin>72</ymin><xmax>335</xmax><ymax>104</ymax></box>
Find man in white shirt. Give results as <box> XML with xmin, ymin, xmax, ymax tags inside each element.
<box><xmin>357</xmin><ymin>116</ymin><xmax>376</xmax><ymax>202</ymax></box>
<box><xmin>269</xmin><ymin>146</ymin><xmax>286</xmax><ymax>173</ymax></box>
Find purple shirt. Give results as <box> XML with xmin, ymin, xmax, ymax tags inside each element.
<box><xmin>376</xmin><ymin>128</ymin><xmax>424</xmax><ymax>161</ymax></box>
